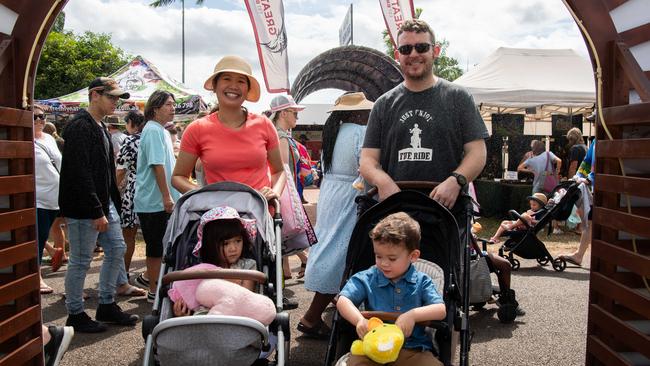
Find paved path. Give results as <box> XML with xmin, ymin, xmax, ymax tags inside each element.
<box><xmin>42</xmin><ymin>188</ymin><xmax>589</xmax><ymax>365</ymax></box>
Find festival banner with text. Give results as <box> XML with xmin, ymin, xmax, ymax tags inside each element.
<box><xmin>245</xmin><ymin>0</ymin><xmax>290</xmax><ymax>93</ymax></box>
<box><xmin>379</xmin><ymin>0</ymin><xmax>416</xmax><ymax>50</ymax></box>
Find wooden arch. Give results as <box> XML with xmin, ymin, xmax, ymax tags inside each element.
<box><xmin>0</xmin><ymin>1</ymin><xmax>648</xmax><ymax>365</ymax></box>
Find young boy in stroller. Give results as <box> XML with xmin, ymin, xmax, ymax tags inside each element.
<box><xmin>337</xmin><ymin>212</ymin><xmax>446</xmax><ymax>366</ymax></box>
<box><xmin>488</xmin><ymin>193</ymin><xmax>547</xmax><ymax>244</ymax></box>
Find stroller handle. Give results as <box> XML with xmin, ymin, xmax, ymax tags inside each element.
<box><xmin>364</xmin><ymin>181</ymin><xmax>441</xmax><ymax>197</ymax></box>
<box><xmin>360</xmin><ymin>311</ymin><xmax>442</xmax><ymax>328</ymax></box>
<box><xmin>161</xmin><ymin>268</ymin><xmax>268</xmax><ymax>286</ymax></box>
<box><xmin>508</xmin><ymin>209</ymin><xmax>532</xmax><ymax>230</ymax></box>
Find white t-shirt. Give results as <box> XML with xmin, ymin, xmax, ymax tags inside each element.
<box><xmin>34</xmin><ymin>133</ymin><xmax>62</xmax><ymax>210</ymax></box>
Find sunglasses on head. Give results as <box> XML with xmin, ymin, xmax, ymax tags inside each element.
<box><xmin>33</xmin><ymin>114</ymin><xmax>45</xmax><ymax>121</ymax></box>
<box><xmin>397</xmin><ymin>43</ymin><xmax>433</xmax><ymax>56</ymax></box>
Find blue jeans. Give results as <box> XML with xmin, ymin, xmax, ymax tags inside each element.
<box><xmin>64</xmin><ymin>202</ymin><xmax>126</xmax><ymax>314</ymax></box>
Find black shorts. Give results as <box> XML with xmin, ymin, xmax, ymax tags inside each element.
<box><xmin>137</xmin><ymin>211</ymin><xmax>170</xmax><ymax>258</ymax></box>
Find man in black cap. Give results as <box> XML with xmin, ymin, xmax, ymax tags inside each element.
<box><xmin>59</xmin><ymin>77</ymin><xmax>139</xmax><ymax>333</ymax></box>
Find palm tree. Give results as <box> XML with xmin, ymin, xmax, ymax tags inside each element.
<box><xmin>149</xmin><ymin>0</ymin><xmax>205</xmax><ymax>82</ymax></box>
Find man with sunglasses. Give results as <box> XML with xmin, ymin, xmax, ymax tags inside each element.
<box><xmin>360</xmin><ymin>19</ymin><xmax>488</xmax><ymax>210</ymax></box>
<box><xmin>59</xmin><ymin>77</ymin><xmax>139</xmax><ymax>333</ymax></box>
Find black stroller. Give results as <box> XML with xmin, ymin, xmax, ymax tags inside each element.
<box><xmin>498</xmin><ymin>181</ymin><xmax>582</xmax><ymax>272</ymax></box>
<box><xmin>324</xmin><ymin>182</ymin><xmax>473</xmax><ymax>366</ymax></box>
<box><xmin>142</xmin><ymin>182</ymin><xmax>291</xmax><ymax>366</ymax></box>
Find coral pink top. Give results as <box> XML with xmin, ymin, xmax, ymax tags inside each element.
<box><xmin>181</xmin><ymin>112</ymin><xmax>280</xmax><ymax>189</ymax></box>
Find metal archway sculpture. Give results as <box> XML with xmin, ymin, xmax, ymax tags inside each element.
<box><xmin>290</xmin><ymin>45</ymin><xmax>403</xmax><ymax>102</ymax></box>
<box><xmin>0</xmin><ymin>1</ymin><xmax>649</xmax><ymax>365</ymax></box>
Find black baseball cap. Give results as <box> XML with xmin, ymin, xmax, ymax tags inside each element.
<box><xmin>88</xmin><ymin>77</ymin><xmax>130</xmax><ymax>99</ymax></box>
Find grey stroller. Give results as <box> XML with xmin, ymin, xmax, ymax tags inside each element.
<box><xmin>142</xmin><ymin>182</ymin><xmax>290</xmax><ymax>366</ymax></box>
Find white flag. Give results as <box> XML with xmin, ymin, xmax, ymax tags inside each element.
<box><xmin>245</xmin><ymin>0</ymin><xmax>290</xmax><ymax>93</ymax></box>
<box><xmin>379</xmin><ymin>0</ymin><xmax>415</xmax><ymax>49</ymax></box>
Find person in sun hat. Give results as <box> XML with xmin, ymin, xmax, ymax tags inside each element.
<box><xmin>488</xmin><ymin>192</ymin><xmax>548</xmax><ymax>244</ymax></box>
<box><xmin>171</xmin><ymin>55</ymin><xmax>285</xmax><ymax>204</ymax></box>
<box><xmin>298</xmin><ymin>92</ymin><xmax>374</xmax><ymax>339</ymax></box>
<box><xmin>59</xmin><ymin>76</ymin><xmax>138</xmax><ymax>333</ymax></box>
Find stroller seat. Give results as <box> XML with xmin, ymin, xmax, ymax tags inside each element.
<box><xmin>153</xmin><ymin>315</ymin><xmax>269</xmax><ymax>366</ymax></box>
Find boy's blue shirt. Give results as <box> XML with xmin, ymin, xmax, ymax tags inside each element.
<box><xmin>339</xmin><ymin>264</ymin><xmax>444</xmax><ymax>350</ymax></box>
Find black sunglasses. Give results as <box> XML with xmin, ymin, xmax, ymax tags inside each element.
<box><xmin>397</xmin><ymin>43</ymin><xmax>434</xmax><ymax>56</ymax></box>
<box><xmin>33</xmin><ymin>114</ymin><xmax>45</xmax><ymax>121</ymax></box>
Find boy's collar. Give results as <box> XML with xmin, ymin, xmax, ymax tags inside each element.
<box><xmin>376</xmin><ymin>264</ymin><xmax>418</xmax><ymax>287</ymax></box>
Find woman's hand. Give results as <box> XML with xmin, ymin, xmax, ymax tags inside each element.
<box><xmin>173</xmin><ymin>298</ymin><xmax>192</xmax><ymax>317</ymax></box>
<box><xmin>259</xmin><ymin>186</ymin><xmax>278</xmax><ymax>201</ymax></box>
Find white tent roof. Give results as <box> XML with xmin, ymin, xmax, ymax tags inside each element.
<box><xmin>454</xmin><ymin>47</ymin><xmax>596</xmax><ymax>109</ymax></box>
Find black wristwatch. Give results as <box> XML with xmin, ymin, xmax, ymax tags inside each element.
<box><xmin>451</xmin><ymin>172</ymin><xmax>468</xmax><ymax>188</ymax></box>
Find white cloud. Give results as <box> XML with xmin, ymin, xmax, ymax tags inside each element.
<box><xmin>60</xmin><ymin>0</ymin><xmax>589</xmax><ymax>111</ymax></box>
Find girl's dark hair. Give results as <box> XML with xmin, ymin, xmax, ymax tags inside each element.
<box><xmin>125</xmin><ymin>110</ymin><xmax>145</xmax><ymax>132</ymax></box>
<box><xmin>199</xmin><ymin>219</ymin><xmax>254</xmax><ymax>267</ymax></box>
<box><xmin>144</xmin><ymin>90</ymin><xmax>175</xmax><ymax>121</ymax></box>
<box><xmin>321</xmin><ymin>109</ymin><xmax>370</xmax><ymax>174</ymax></box>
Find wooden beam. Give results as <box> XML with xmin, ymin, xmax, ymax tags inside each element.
<box><xmin>0</xmin><ymin>272</ymin><xmax>39</xmax><ymax>305</ymax></box>
<box><xmin>619</xmin><ymin>22</ymin><xmax>650</xmax><ymax>48</ymax></box>
<box><xmin>593</xmin><ymin>207</ymin><xmax>650</xmax><ymax>238</ymax></box>
<box><xmin>0</xmin><ymin>107</ymin><xmax>32</xmax><ymax>127</ymax></box>
<box><xmin>590</xmin><ymin>304</ymin><xmax>650</xmax><ymax>359</ymax></box>
<box><xmin>590</xmin><ymin>272</ymin><xmax>650</xmax><ymax>319</ymax></box>
<box><xmin>615</xmin><ymin>42</ymin><xmax>650</xmax><ymax>101</ymax></box>
<box><xmin>0</xmin><ymin>305</ymin><xmax>40</xmax><ymax>343</ymax></box>
<box><xmin>586</xmin><ymin>335</ymin><xmax>633</xmax><ymax>366</ymax></box>
<box><xmin>0</xmin><ymin>208</ymin><xmax>35</xmax><ymax>232</ymax></box>
<box><xmin>597</xmin><ymin>139</ymin><xmax>650</xmax><ymax>159</ymax></box>
<box><xmin>592</xmin><ymin>239</ymin><xmax>650</xmax><ymax>277</ymax></box>
<box><xmin>0</xmin><ymin>175</ymin><xmax>34</xmax><ymax>195</ymax></box>
<box><xmin>597</xmin><ymin>174</ymin><xmax>650</xmax><ymax>198</ymax></box>
<box><xmin>0</xmin><ymin>241</ymin><xmax>36</xmax><ymax>268</ymax></box>
<box><xmin>0</xmin><ymin>141</ymin><xmax>33</xmax><ymax>159</ymax></box>
<box><xmin>601</xmin><ymin>0</ymin><xmax>628</xmax><ymax>10</ymax></box>
<box><xmin>601</xmin><ymin>102</ymin><xmax>650</xmax><ymax>126</ymax></box>
<box><xmin>0</xmin><ymin>336</ymin><xmax>42</xmax><ymax>366</ymax></box>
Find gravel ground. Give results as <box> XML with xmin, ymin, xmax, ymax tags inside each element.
<box><xmin>41</xmin><ymin>188</ymin><xmax>589</xmax><ymax>366</ymax></box>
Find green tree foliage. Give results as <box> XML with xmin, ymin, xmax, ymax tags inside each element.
<box><xmin>35</xmin><ymin>29</ymin><xmax>130</xmax><ymax>99</ymax></box>
<box><xmin>52</xmin><ymin>11</ymin><xmax>65</xmax><ymax>33</ymax></box>
<box><xmin>382</xmin><ymin>9</ymin><xmax>463</xmax><ymax>81</ymax></box>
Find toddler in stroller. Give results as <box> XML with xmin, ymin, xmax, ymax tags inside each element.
<box><xmin>337</xmin><ymin>212</ymin><xmax>446</xmax><ymax>366</ymax></box>
<box><xmin>488</xmin><ymin>193</ymin><xmax>548</xmax><ymax>243</ymax></box>
<box><xmin>142</xmin><ymin>182</ymin><xmax>291</xmax><ymax>366</ymax></box>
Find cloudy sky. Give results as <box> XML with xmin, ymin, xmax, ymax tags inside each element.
<box><xmin>61</xmin><ymin>0</ymin><xmax>589</xmax><ymax>111</ymax></box>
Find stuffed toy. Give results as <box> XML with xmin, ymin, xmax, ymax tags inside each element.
<box><xmin>168</xmin><ymin>264</ymin><xmax>276</xmax><ymax>326</ymax></box>
<box><xmin>350</xmin><ymin>317</ymin><xmax>404</xmax><ymax>364</ymax></box>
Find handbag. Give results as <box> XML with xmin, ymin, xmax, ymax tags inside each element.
<box><xmin>469</xmin><ymin>256</ymin><xmax>493</xmax><ymax>303</ymax></box>
<box><xmin>542</xmin><ymin>152</ymin><xmax>559</xmax><ymax>193</ymax></box>
<box><xmin>279</xmin><ymin>163</ymin><xmax>308</xmax><ymax>240</ymax></box>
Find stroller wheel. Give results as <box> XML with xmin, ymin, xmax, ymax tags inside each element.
<box><xmin>509</xmin><ymin>258</ymin><xmax>520</xmax><ymax>270</ymax></box>
<box><xmin>552</xmin><ymin>258</ymin><xmax>567</xmax><ymax>272</ymax></box>
<box><xmin>537</xmin><ymin>256</ymin><xmax>550</xmax><ymax>266</ymax></box>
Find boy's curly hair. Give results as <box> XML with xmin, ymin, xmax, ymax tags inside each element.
<box><xmin>369</xmin><ymin>212</ymin><xmax>421</xmax><ymax>251</ymax></box>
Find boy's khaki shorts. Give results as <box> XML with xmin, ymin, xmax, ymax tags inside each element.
<box><xmin>346</xmin><ymin>348</ymin><xmax>443</xmax><ymax>366</ymax></box>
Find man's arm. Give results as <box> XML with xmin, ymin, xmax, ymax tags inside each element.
<box><xmin>359</xmin><ymin>148</ymin><xmax>400</xmax><ymax>201</ymax></box>
<box><xmin>430</xmin><ymin>139</ymin><xmax>487</xmax><ymax>209</ymax></box>
<box><xmin>153</xmin><ymin>165</ymin><xmax>174</xmax><ymax>213</ymax></box>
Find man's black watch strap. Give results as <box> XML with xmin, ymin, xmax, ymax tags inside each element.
<box><xmin>451</xmin><ymin>172</ymin><xmax>468</xmax><ymax>187</ymax></box>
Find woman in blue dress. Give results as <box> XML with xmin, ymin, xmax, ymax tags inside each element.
<box><xmin>298</xmin><ymin>92</ymin><xmax>374</xmax><ymax>338</ymax></box>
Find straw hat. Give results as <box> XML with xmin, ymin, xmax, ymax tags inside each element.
<box><xmin>527</xmin><ymin>193</ymin><xmax>548</xmax><ymax>207</ymax></box>
<box><xmin>328</xmin><ymin>92</ymin><xmax>374</xmax><ymax>112</ymax></box>
<box><xmin>203</xmin><ymin>55</ymin><xmax>261</xmax><ymax>102</ymax></box>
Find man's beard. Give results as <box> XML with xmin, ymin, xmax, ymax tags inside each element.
<box><xmin>404</xmin><ymin>56</ymin><xmax>435</xmax><ymax>81</ymax></box>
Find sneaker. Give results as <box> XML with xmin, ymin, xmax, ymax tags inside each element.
<box><xmin>96</xmin><ymin>302</ymin><xmax>139</xmax><ymax>326</ymax></box>
<box><xmin>44</xmin><ymin>325</ymin><xmax>74</xmax><ymax>366</ymax></box>
<box><xmin>147</xmin><ymin>291</ymin><xmax>155</xmax><ymax>303</ymax></box>
<box><xmin>66</xmin><ymin>312</ymin><xmax>107</xmax><ymax>333</ymax></box>
<box><xmin>129</xmin><ymin>273</ymin><xmax>150</xmax><ymax>290</ymax></box>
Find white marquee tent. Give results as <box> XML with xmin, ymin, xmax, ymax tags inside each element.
<box><xmin>454</xmin><ymin>47</ymin><xmax>596</xmax><ymax>135</ymax></box>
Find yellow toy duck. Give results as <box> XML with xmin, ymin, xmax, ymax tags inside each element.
<box><xmin>350</xmin><ymin>317</ymin><xmax>405</xmax><ymax>364</ymax></box>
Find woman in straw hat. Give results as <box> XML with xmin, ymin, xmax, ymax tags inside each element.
<box><xmin>171</xmin><ymin>55</ymin><xmax>285</xmax><ymax>200</ymax></box>
<box><xmin>298</xmin><ymin>92</ymin><xmax>374</xmax><ymax>338</ymax></box>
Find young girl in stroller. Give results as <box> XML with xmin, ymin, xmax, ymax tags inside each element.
<box><xmin>169</xmin><ymin>206</ymin><xmax>270</xmax><ymax>318</ymax></box>
<box><xmin>489</xmin><ymin>193</ymin><xmax>548</xmax><ymax>243</ymax></box>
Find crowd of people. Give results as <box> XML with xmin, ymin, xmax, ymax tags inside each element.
<box><xmin>33</xmin><ymin>18</ymin><xmax>593</xmax><ymax>366</ymax></box>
